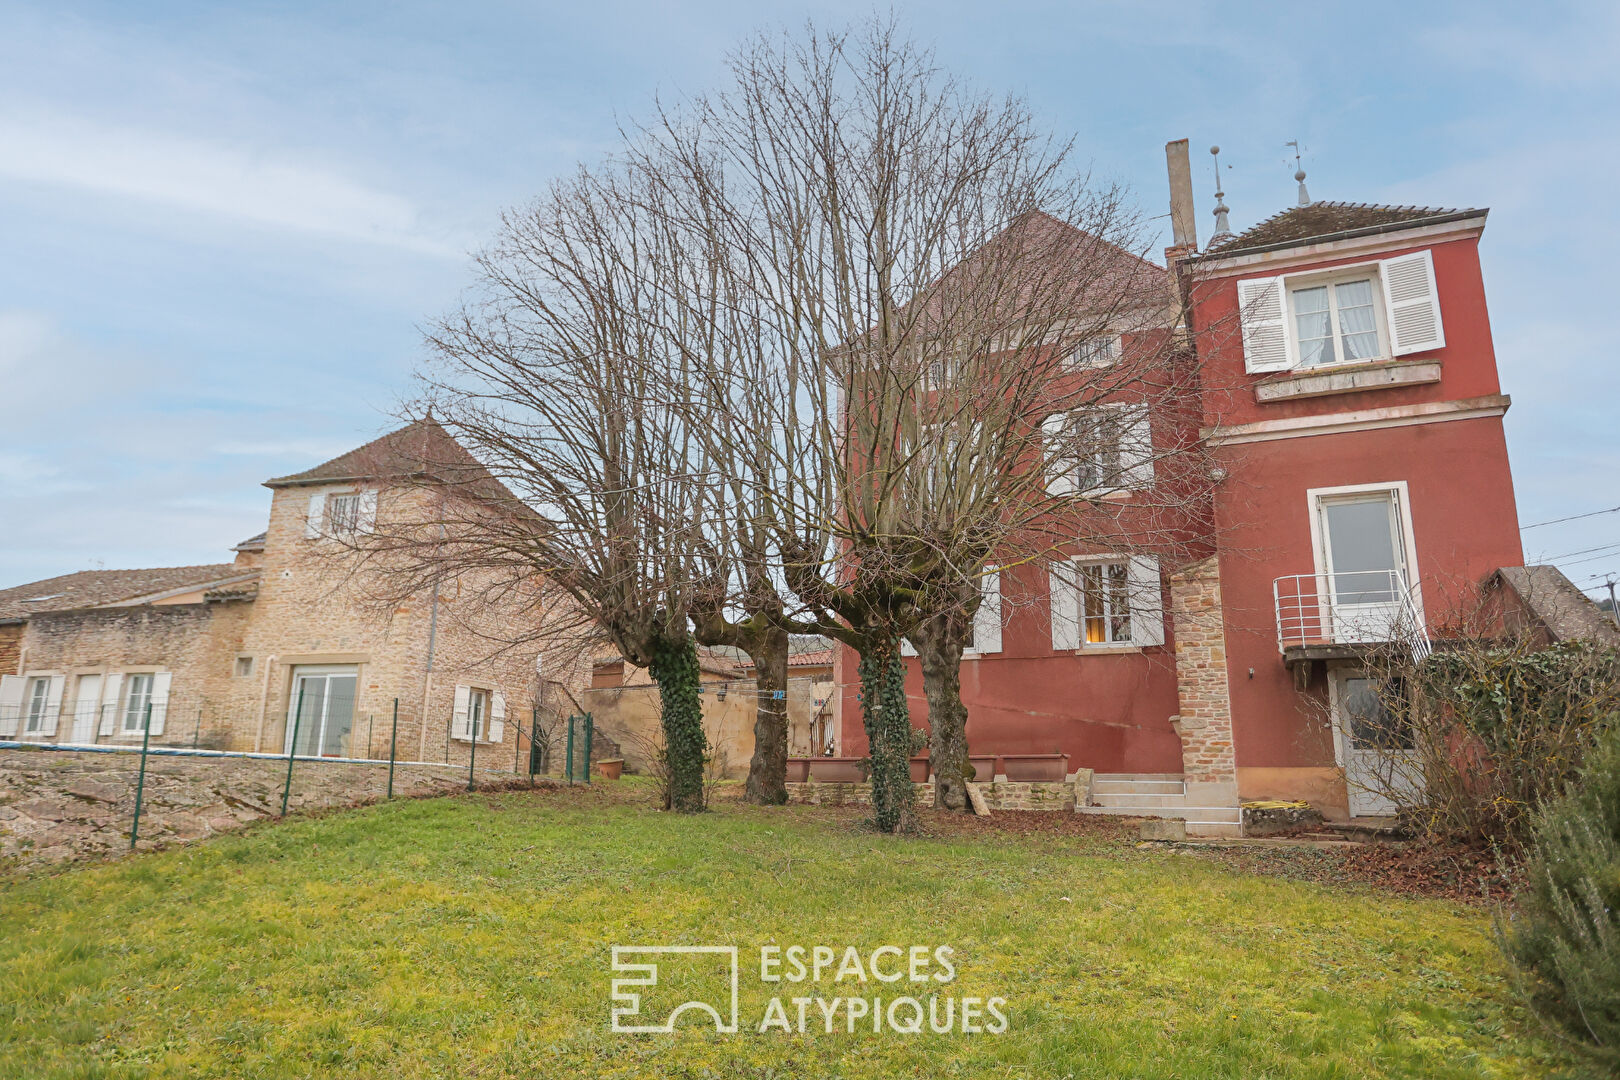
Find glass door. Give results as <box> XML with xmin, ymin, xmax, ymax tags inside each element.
<box><xmin>285</xmin><ymin>666</ymin><xmax>358</xmax><ymax>757</ymax></box>
<box><xmin>1318</xmin><ymin>491</ymin><xmax>1409</xmax><ymax>643</ymax></box>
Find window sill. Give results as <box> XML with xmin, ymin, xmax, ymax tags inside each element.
<box><xmin>1059</xmin><ymin>644</ymin><xmax>1144</xmax><ymax>655</ymax></box>
<box><xmin>1255</xmin><ymin>358</ymin><xmax>1441</xmax><ymax>403</ymax></box>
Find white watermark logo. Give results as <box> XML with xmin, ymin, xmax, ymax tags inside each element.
<box><xmin>610</xmin><ymin>945</ymin><xmax>740</xmax><ymax>1033</ymax></box>
<box><xmin>609</xmin><ymin>944</ymin><xmax>1007</xmax><ymax>1036</ymax></box>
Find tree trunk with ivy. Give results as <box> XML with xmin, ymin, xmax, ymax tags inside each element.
<box><xmin>647</xmin><ymin>633</ymin><xmax>708</xmax><ymax>812</ymax></box>
<box><xmin>911</xmin><ymin>596</ymin><xmax>977</xmax><ymax>812</ymax></box>
<box><xmin>858</xmin><ymin>641</ymin><xmax>915</xmax><ymax>832</ymax></box>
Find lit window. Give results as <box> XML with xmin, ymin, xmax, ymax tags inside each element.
<box><xmin>1079</xmin><ymin>562</ymin><xmax>1132</xmax><ymax>644</ymax></box>
<box><xmin>1290</xmin><ymin>276</ymin><xmax>1382</xmax><ymax>367</ymax></box>
<box><xmin>122</xmin><ymin>673</ymin><xmax>154</xmax><ymax>733</ymax></box>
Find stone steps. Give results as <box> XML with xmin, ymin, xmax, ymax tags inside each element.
<box><xmin>1079</xmin><ymin>772</ymin><xmax>1241</xmax><ymax>837</ymax></box>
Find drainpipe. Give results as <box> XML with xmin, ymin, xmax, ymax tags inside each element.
<box><xmin>417</xmin><ymin>577</ymin><xmax>442</xmax><ymax>761</ymax></box>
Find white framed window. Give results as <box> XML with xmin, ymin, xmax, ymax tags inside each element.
<box><xmin>305</xmin><ymin>487</ymin><xmax>377</xmax><ymax>538</ymax></box>
<box><xmin>1043</xmin><ymin>405</ymin><xmax>1153</xmax><ymax>496</ymax></box>
<box><xmin>1238</xmin><ymin>249</ymin><xmax>1444</xmax><ymax>374</ymax></box>
<box><xmin>122</xmin><ymin>673</ymin><xmax>155</xmax><ymax>734</ymax></box>
<box><xmin>1067</xmin><ymin>334</ymin><xmax>1120</xmax><ymax>369</ymax></box>
<box><xmin>452</xmin><ymin>685</ymin><xmax>506</xmax><ymax>743</ymax></box>
<box><xmin>23</xmin><ymin>676</ymin><xmax>53</xmax><ymax>734</ymax></box>
<box><xmin>1288</xmin><ymin>271</ymin><xmax>1385</xmax><ymax>368</ymax></box>
<box><xmin>1050</xmin><ymin>555</ymin><xmax>1165</xmax><ymax>651</ymax></box>
<box><xmin>234</xmin><ymin>655</ymin><xmax>255</xmax><ymax>678</ymax></box>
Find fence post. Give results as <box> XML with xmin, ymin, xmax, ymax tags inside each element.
<box><xmin>529</xmin><ymin>704</ymin><xmax>539</xmax><ymax>787</ymax></box>
<box><xmin>565</xmin><ymin>715</ymin><xmax>575</xmax><ymax>785</ymax></box>
<box><xmin>583</xmin><ymin>712</ymin><xmax>594</xmax><ymax>785</ymax></box>
<box><xmin>281</xmin><ymin>682</ymin><xmax>306</xmax><ymax>817</ymax></box>
<box><xmin>129</xmin><ymin>701</ymin><xmax>154</xmax><ymax>850</ymax></box>
<box><xmin>367</xmin><ymin>714</ymin><xmax>374</xmax><ymax>760</ymax></box>
<box><xmin>513</xmin><ymin>714</ymin><xmax>522</xmax><ymax>774</ymax></box>
<box><xmin>387</xmin><ymin>698</ymin><xmax>399</xmax><ymax>799</ymax></box>
<box><xmin>192</xmin><ymin>706</ymin><xmax>202</xmax><ymax>750</ymax></box>
<box><xmin>466</xmin><ymin>707</ymin><xmax>478</xmax><ymax>792</ymax></box>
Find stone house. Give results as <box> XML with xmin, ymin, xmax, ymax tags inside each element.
<box><xmin>586</xmin><ymin>638</ymin><xmax>834</xmax><ymax>778</ymax></box>
<box><xmin>0</xmin><ymin>421</ymin><xmax>583</xmax><ymax>768</ymax></box>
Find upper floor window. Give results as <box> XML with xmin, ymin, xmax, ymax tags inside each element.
<box><xmin>122</xmin><ymin>673</ymin><xmax>155</xmax><ymax>733</ymax></box>
<box><xmin>1291</xmin><ymin>275</ymin><xmax>1382</xmax><ymax>367</ymax></box>
<box><xmin>1067</xmin><ymin>334</ymin><xmax>1120</xmax><ymax>370</ymax></box>
<box><xmin>1049</xmin><ymin>555</ymin><xmax>1165</xmax><ymax>650</ymax></box>
<box><xmin>1238</xmin><ymin>249</ymin><xmax>1444</xmax><ymax>374</ymax></box>
<box><xmin>305</xmin><ymin>488</ymin><xmax>377</xmax><ymax>538</ymax></box>
<box><xmin>1043</xmin><ymin>405</ymin><xmax>1153</xmax><ymax>496</ymax></box>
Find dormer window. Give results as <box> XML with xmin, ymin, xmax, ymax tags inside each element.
<box><xmin>326</xmin><ymin>493</ymin><xmax>364</xmax><ymax>533</ymax></box>
<box><xmin>1290</xmin><ymin>274</ymin><xmax>1383</xmax><ymax>367</ymax></box>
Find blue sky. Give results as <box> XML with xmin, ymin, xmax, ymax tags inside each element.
<box><xmin>2</xmin><ymin>1</ymin><xmax>1617</xmax><ymax>599</ymax></box>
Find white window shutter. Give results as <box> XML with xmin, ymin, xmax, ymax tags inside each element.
<box><xmin>900</xmin><ymin>637</ymin><xmax>917</xmax><ymax>657</ymax></box>
<box><xmin>99</xmin><ymin>673</ymin><xmax>123</xmax><ymax>736</ymax></box>
<box><xmin>0</xmin><ymin>675</ymin><xmax>22</xmax><ymax>736</ymax></box>
<box><xmin>489</xmin><ymin>692</ymin><xmax>506</xmax><ymax>743</ymax></box>
<box><xmin>972</xmin><ymin>568</ymin><xmax>1002</xmax><ymax>654</ymax></box>
<box><xmin>1122</xmin><ymin>406</ymin><xmax>1155</xmax><ymax>489</ymax></box>
<box><xmin>1049</xmin><ymin>562</ymin><xmax>1081</xmax><ymax>651</ymax></box>
<box><xmin>1238</xmin><ymin>276</ymin><xmax>1293</xmax><ymax>372</ymax></box>
<box><xmin>41</xmin><ymin>675</ymin><xmax>66</xmax><ymax>737</ymax></box>
<box><xmin>358</xmin><ymin>489</ymin><xmax>378</xmax><ymax>532</ymax></box>
<box><xmin>71</xmin><ymin>675</ymin><xmax>101</xmax><ymax>742</ymax></box>
<box><xmin>1381</xmin><ymin>250</ymin><xmax>1444</xmax><ymax>355</ymax></box>
<box><xmin>1127</xmin><ymin>556</ymin><xmax>1166</xmax><ymax>648</ymax></box>
<box><xmin>305</xmin><ymin>491</ymin><xmax>326</xmax><ymax>538</ymax></box>
<box><xmin>1043</xmin><ymin>413</ymin><xmax>1075</xmax><ymax>496</ymax></box>
<box><xmin>148</xmin><ymin>672</ymin><xmax>172</xmax><ymax>735</ymax></box>
<box><xmin>452</xmin><ymin>684</ymin><xmax>471</xmax><ymax>740</ymax></box>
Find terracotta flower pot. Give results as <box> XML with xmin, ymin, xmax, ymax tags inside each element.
<box><xmin>593</xmin><ymin>758</ymin><xmax>624</xmax><ymax>781</ymax></box>
<box><xmin>967</xmin><ymin>755</ymin><xmax>1000</xmax><ymax>782</ymax></box>
<box><xmin>808</xmin><ymin>757</ymin><xmax>865</xmax><ymax>783</ymax></box>
<box><xmin>785</xmin><ymin>758</ymin><xmax>811</xmax><ymax>783</ymax></box>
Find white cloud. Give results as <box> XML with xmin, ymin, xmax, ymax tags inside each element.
<box><xmin>0</xmin><ymin>105</ymin><xmax>467</xmax><ymax>257</ymax></box>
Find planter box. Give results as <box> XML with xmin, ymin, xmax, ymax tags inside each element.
<box><xmin>1000</xmin><ymin>754</ymin><xmax>1069</xmax><ymax>783</ymax></box>
<box><xmin>967</xmin><ymin>755</ymin><xmax>1000</xmax><ymax>782</ymax></box>
<box><xmin>593</xmin><ymin>758</ymin><xmax>624</xmax><ymax>781</ymax></box>
<box><xmin>909</xmin><ymin>756</ymin><xmax>931</xmax><ymax>783</ymax></box>
<box><xmin>785</xmin><ymin>758</ymin><xmax>812</xmax><ymax>783</ymax></box>
<box><xmin>807</xmin><ymin>757</ymin><xmax>866</xmax><ymax>783</ymax></box>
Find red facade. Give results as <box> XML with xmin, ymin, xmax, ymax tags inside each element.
<box><xmin>834</xmin><ymin>184</ymin><xmax>1528</xmax><ymax>820</ymax></box>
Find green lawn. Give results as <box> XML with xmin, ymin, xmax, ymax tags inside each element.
<box><xmin>0</xmin><ymin>785</ymin><xmax>1567</xmax><ymax>1079</ymax></box>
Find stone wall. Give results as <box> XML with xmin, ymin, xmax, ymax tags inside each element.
<box><xmin>0</xmin><ymin>746</ymin><xmax>521</xmax><ymax>870</ymax></box>
<box><xmin>1168</xmin><ymin>557</ymin><xmax>1237</xmax><ymax>793</ymax></box>
<box><xmin>785</xmin><ymin>779</ymin><xmax>1078</xmax><ymax>812</ymax></box>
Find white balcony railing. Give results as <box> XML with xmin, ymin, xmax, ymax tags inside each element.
<box><xmin>1274</xmin><ymin>570</ymin><xmax>1431</xmax><ymax>663</ymax></box>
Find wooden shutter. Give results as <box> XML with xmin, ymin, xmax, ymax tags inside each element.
<box><xmin>1043</xmin><ymin>413</ymin><xmax>1076</xmax><ymax>496</ymax></box>
<box><xmin>0</xmin><ymin>675</ymin><xmax>21</xmax><ymax>736</ymax></box>
<box><xmin>305</xmin><ymin>492</ymin><xmax>325</xmax><ymax>538</ymax></box>
<box><xmin>99</xmin><ymin>673</ymin><xmax>123</xmax><ymax>736</ymax></box>
<box><xmin>41</xmin><ymin>675</ymin><xmax>66</xmax><ymax>737</ymax></box>
<box><xmin>1049</xmin><ymin>562</ymin><xmax>1082</xmax><ymax>651</ymax></box>
<box><xmin>148</xmin><ymin>672</ymin><xmax>172</xmax><ymax>735</ymax></box>
<box><xmin>358</xmin><ymin>489</ymin><xmax>378</xmax><ymax>532</ymax></box>
<box><xmin>1121</xmin><ymin>406</ymin><xmax>1155</xmax><ymax>489</ymax></box>
<box><xmin>1238</xmin><ymin>276</ymin><xmax>1293</xmax><ymax>372</ymax></box>
<box><xmin>1381</xmin><ymin>250</ymin><xmax>1445</xmax><ymax>355</ymax></box>
<box><xmin>489</xmin><ymin>692</ymin><xmax>506</xmax><ymax>744</ymax></box>
<box><xmin>1127</xmin><ymin>556</ymin><xmax>1166</xmax><ymax>648</ymax></box>
<box><xmin>972</xmin><ymin>568</ymin><xmax>1002</xmax><ymax>654</ymax></box>
<box><xmin>452</xmin><ymin>684</ymin><xmax>471</xmax><ymax>740</ymax></box>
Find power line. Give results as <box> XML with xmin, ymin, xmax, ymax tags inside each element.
<box><xmin>1543</xmin><ymin>539</ymin><xmax>1620</xmax><ymax>561</ymax></box>
<box><xmin>1521</xmin><ymin>505</ymin><xmax>1620</xmax><ymax>530</ymax></box>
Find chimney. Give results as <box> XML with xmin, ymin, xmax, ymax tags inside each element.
<box><xmin>1165</xmin><ymin>139</ymin><xmax>1198</xmax><ymax>257</ymax></box>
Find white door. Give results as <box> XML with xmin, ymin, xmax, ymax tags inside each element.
<box><xmin>285</xmin><ymin>666</ymin><xmax>358</xmax><ymax>757</ymax></box>
<box><xmin>70</xmin><ymin>674</ymin><xmax>102</xmax><ymax>743</ymax></box>
<box><xmin>1318</xmin><ymin>491</ymin><xmax>1410</xmax><ymax>643</ymax></box>
<box><xmin>1334</xmin><ymin>673</ymin><xmax>1421</xmax><ymax>817</ymax></box>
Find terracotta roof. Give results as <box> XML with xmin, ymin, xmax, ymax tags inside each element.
<box><xmin>233</xmin><ymin>532</ymin><xmax>267</xmax><ymax>553</ymax></box>
<box><xmin>0</xmin><ymin>564</ymin><xmax>249</xmax><ymax>621</ymax></box>
<box><xmin>265</xmin><ymin>420</ymin><xmax>511</xmax><ymax>502</ymax></box>
<box><xmin>788</xmin><ymin>648</ymin><xmax>833</xmax><ymax>668</ymax></box>
<box><xmin>1199</xmin><ymin>201</ymin><xmax>1485</xmax><ymax>259</ymax></box>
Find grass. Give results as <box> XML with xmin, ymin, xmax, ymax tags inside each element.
<box><xmin>0</xmin><ymin>783</ymin><xmax>1569</xmax><ymax>1079</ymax></box>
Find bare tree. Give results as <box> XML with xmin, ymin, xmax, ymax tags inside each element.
<box><xmin>632</xmin><ymin>18</ymin><xmax>1218</xmax><ymax>819</ymax></box>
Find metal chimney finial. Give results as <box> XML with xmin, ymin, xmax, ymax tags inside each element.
<box><xmin>1209</xmin><ymin>145</ymin><xmax>1233</xmax><ymax>242</ymax></box>
<box><xmin>1287</xmin><ymin>139</ymin><xmax>1311</xmax><ymax>206</ymax></box>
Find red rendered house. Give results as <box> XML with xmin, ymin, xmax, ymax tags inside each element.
<box><xmin>830</xmin><ymin>139</ymin><xmax>1541</xmax><ymax>830</ymax></box>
